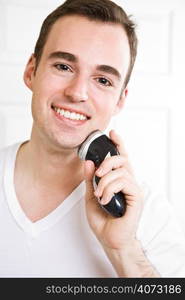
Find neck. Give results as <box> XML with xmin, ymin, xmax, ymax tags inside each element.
<box><xmin>16</xmin><ymin>132</ymin><xmax>84</xmax><ymax>192</ymax></box>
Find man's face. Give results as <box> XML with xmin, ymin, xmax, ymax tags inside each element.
<box><xmin>24</xmin><ymin>15</ymin><xmax>130</xmax><ymax>150</ymax></box>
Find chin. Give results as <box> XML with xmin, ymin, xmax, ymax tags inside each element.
<box><xmin>51</xmin><ymin>135</ymin><xmax>83</xmax><ymax>151</ymax></box>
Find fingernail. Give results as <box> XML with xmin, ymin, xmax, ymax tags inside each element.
<box><xmin>100</xmin><ymin>197</ymin><xmax>108</xmax><ymax>205</ymax></box>
<box><xmin>94</xmin><ymin>190</ymin><xmax>99</xmax><ymax>197</ymax></box>
<box><xmin>94</xmin><ymin>188</ymin><xmax>101</xmax><ymax>197</ymax></box>
<box><xmin>96</xmin><ymin>167</ymin><xmax>103</xmax><ymax>175</ymax></box>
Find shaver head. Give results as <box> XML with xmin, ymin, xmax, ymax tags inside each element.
<box><xmin>78</xmin><ymin>130</ymin><xmax>103</xmax><ymax>161</ymax></box>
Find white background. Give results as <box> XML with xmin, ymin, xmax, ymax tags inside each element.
<box><xmin>0</xmin><ymin>0</ymin><xmax>185</xmax><ymax>232</ymax></box>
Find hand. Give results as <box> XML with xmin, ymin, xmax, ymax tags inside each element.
<box><xmin>84</xmin><ymin>129</ymin><xmax>144</xmax><ymax>250</ymax></box>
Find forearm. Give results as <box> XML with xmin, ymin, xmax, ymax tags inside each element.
<box><xmin>104</xmin><ymin>240</ymin><xmax>160</xmax><ymax>278</ymax></box>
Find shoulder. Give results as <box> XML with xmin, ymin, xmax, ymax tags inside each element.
<box><xmin>0</xmin><ymin>142</ymin><xmax>23</xmax><ymax>200</ymax></box>
<box><xmin>0</xmin><ymin>142</ymin><xmax>22</xmax><ymax>173</ymax></box>
<box><xmin>137</xmin><ymin>182</ymin><xmax>184</xmax><ymax>242</ymax></box>
<box><xmin>0</xmin><ymin>145</ymin><xmax>12</xmax><ymax>205</ymax></box>
<box><xmin>0</xmin><ymin>145</ymin><xmax>9</xmax><ymax>167</ymax></box>
<box><xmin>137</xmin><ymin>182</ymin><xmax>185</xmax><ymax>277</ymax></box>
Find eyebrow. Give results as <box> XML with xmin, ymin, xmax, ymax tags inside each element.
<box><xmin>96</xmin><ymin>65</ymin><xmax>121</xmax><ymax>81</ymax></box>
<box><xmin>48</xmin><ymin>51</ymin><xmax>77</xmax><ymax>62</ymax></box>
<box><xmin>48</xmin><ymin>51</ymin><xmax>121</xmax><ymax>81</ymax></box>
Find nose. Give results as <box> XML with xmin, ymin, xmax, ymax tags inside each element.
<box><xmin>64</xmin><ymin>75</ymin><xmax>89</xmax><ymax>102</ymax></box>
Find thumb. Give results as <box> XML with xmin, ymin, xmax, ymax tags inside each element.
<box><xmin>84</xmin><ymin>160</ymin><xmax>104</xmax><ymax>223</ymax></box>
<box><xmin>84</xmin><ymin>160</ymin><xmax>95</xmax><ymax>200</ymax></box>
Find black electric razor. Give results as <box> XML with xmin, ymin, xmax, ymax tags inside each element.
<box><xmin>78</xmin><ymin>130</ymin><xmax>126</xmax><ymax>217</ymax></box>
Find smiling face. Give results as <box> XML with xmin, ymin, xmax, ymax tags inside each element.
<box><xmin>24</xmin><ymin>15</ymin><xmax>130</xmax><ymax>150</ymax></box>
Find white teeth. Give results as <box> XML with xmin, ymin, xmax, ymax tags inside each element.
<box><xmin>70</xmin><ymin>112</ymin><xmax>76</xmax><ymax>120</ymax></box>
<box><xmin>53</xmin><ymin>106</ymin><xmax>87</xmax><ymax>121</ymax></box>
<box><xmin>64</xmin><ymin>111</ymin><xmax>70</xmax><ymax>118</ymax></box>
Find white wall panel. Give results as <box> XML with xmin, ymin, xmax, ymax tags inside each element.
<box><xmin>0</xmin><ymin>4</ymin><xmax>49</xmax><ymax>64</ymax></box>
<box><xmin>0</xmin><ymin>105</ymin><xmax>32</xmax><ymax>148</ymax></box>
<box><xmin>115</xmin><ymin>108</ymin><xmax>169</xmax><ymax>196</ymax></box>
<box><xmin>135</xmin><ymin>12</ymin><xmax>172</xmax><ymax>75</ymax></box>
<box><xmin>0</xmin><ymin>3</ymin><xmax>6</xmax><ymax>52</ymax></box>
<box><xmin>0</xmin><ymin>65</ymin><xmax>30</xmax><ymax>104</ymax></box>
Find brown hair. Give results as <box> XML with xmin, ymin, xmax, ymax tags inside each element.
<box><xmin>34</xmin><ymin>0</ymin><xmax>137</xmax><ymax>87</ymax></box>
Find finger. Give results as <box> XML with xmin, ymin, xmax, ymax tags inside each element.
<box><xmin>100</xmin><ymin>178</ymin><xmax>143</xmax><ymax>206</ymax></box>
<box><xmin>95</xmin><ymin>167</ymin><xmax>133</xmax><ymax>197</ymax></box>
<box><xmin>95</xmin><ymin>155</ymin><xmax>132</xmax><ymax>178</ymax></box>
<box><xmin>109</xmin><ymin>129</ymin><xmax>128</xmax><ymax>156</ymax></box>
<box><xmin>84</xmin><ymin>160</ymin><xmax>95</xmax><ymax>180</ymax></box>
<box><xmin>84</xmin><ymin>160</ymin><xmax>108</xmax><ymax>222</ymax></box>
<box><xmin>84</xmin><ymin>160</ymin><xmax>95</xmax><ymax>199</ymax></box>
<box><xmin>109</xmin><ymin>129</ymin><xmax>134</xmax><ymax>175</ymax></box>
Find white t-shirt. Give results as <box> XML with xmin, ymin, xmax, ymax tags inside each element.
<box><xmin>0</xmin><ymin>142</ymin><xmax>185</xmax><ymax>277</ymax></box>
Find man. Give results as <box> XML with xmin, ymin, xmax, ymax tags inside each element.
<box><xmin>0</xmin><ymin>0</ymin><xmax>185</xmax><ymax>277</ymax></box>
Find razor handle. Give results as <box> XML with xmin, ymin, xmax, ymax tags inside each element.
<box><xmin>78</xmin><ymin>130</ymin><xmax>126</xmax><ymax>217</ymax></box>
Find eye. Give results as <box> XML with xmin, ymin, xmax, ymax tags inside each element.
<box><xmin>97</xmin><ymin>77</ymin><xmax>112</xmax><ymax>87</ymax></box>
<box><xmin>54</xmin><ymin>63</ymin><xmax>72</xmax><ymax>72</ymax></box>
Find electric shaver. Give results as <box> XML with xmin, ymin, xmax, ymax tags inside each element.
<box><xmin>78</xmin><ymin>130</ymin><xmax>126</xmax><ymax>217</ymax></box>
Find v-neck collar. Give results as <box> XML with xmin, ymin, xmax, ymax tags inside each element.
<box><xmin>3</xmin><ymin>142</ymin><xmax>85</xmax><ymax>238</ymax></box>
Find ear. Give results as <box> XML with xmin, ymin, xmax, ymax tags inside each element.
<box><xmin>23</xmin><ymin>54</ymin><xmax>36</xmax><ymax>91</ymax></box>
<box><xmin>113</xmin><ymin>88</ymin><xmax>128</xmax><ymax>115</ymax></box>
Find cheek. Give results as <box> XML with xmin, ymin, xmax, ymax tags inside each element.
<box><xmin>93</xmin><ymin>93</ymin><xmax>119</xmax><ymax>118</ymax></box>
<box><xmin>31</xmin><ymin>81</ymin><xmax>61</xmax><ymax>115</ymax></box>
<box><xmin>33</xmin><ymin>70</ymin><xmax>67</xmax><ymax>98</ymax></box>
